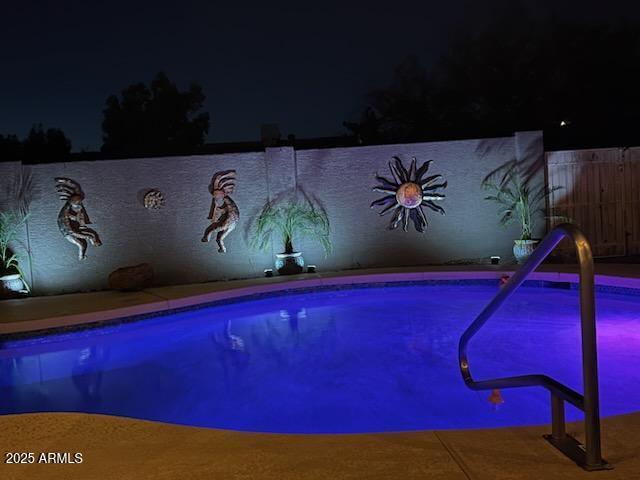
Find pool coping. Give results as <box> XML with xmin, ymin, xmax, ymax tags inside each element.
<box><xmin>1</xmin><ymin>265</ymin><xmax>639</xmax><ymax>336</ymax></box>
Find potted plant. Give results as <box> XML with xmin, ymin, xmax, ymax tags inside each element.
<box><xmin>482</xmin><ymin>162</ymin><xmax>560</xmax><ymax>264</ymax></box>
<box><xmin>252</xmin><ymin>195</ymin><xmax>332</xmax><ymax>275</ymax></box>
<box><xmin>0</xmin><ymin>211</ymin><xmax>30</xmax><ymax>297</ymax></box>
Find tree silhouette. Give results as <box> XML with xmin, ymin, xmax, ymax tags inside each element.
<box><xmin>346</xmin><ymin>17</ymin><xmax>640</xmax><ymax>149</ymax></box>
<box><xmin>23</xmin><ymin>124</ymin><xmax>72</xmax><ymax>163</ymax></box>
<box><xmin>0</xmin><ymin>134</ymin><xmax>22</xmax><ymax>162</ymax></box>
<box><xmin>344</xmin><ymin>56</ymin><xmax>434</xmax><ymax>144</ymax></box>
<box><xmin>101</xmin><ymin>72</ymin><xmax>210</xmax><ymax>155</ymax></box>
<box><xmin>0</xmin><ymin>125</ymin><xmax>71</xmax><ymax>163</ymax></box>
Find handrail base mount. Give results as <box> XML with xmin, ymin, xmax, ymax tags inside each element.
<box><xmin>543</xmin><ymin>434</ymin><xmax>612</xmax><ymax>471</ymax></box>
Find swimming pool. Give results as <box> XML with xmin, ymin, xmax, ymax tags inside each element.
<box><xmin>1</xmin><ymin>281</ymin><xmax>639</xmax><ymax>433</ymax></box>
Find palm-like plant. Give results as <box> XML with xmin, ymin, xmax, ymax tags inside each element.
<box><xmin>0</xmin><ymin>211</ymin><xmax>30</xmax><ymax>291</ymax></box>
<box><xmin>252</xmin><ymin>197</ymin><xmax>332</xmax><ymax>256</ymax></box>
<box><xmin>482</xmin><ymin>162</ymin><xmax>559</xmax><ymax>241</ymax></box>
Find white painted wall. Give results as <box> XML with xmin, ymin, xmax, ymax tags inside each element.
<box><xmin>0</xmin><ymin>131</ymin><xmax>544</xmax><ymax>295</ymax></box>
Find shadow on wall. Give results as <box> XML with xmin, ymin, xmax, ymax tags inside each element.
<box><xmin>476</xmin><ymin>134</ymin><xmax>547</xmax><ymax>243</ymax></box>
<box><xmin>244</xmin><ymin>185</ymin><xmax>331</xmax><ymax>260</ymax></box>
<box><xmin>476</xmin><ymin>135</ymin><xmax>545</xmax><ymax>191</ymax></box>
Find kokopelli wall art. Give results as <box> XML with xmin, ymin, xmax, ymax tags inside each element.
<box><xmin>201</xmin><ymin>170</ymin><xmax>239</xmax><ymax>253</ymax></box>
<box><xmin>55</xmin><ymin>177</ymin><xmax>102</xmax><ymax>260</ymax></box>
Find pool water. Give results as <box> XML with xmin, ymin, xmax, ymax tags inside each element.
<box><xmin>1</xmin><ymin>283</ymin><xmax>639</xmax><ymax>433</ymax></box>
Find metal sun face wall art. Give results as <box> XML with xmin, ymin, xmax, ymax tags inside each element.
<box><xmin>201</xmin><ymin>170</ymin><xmax>240</xmax><ymax>253</ymax></box>
<box><xmin>371</xmin><ymin>156</ymin><xmax>447</xmax><ymax>232</ymax></box>
<box><xmin>55</xmin><ymin>177</ymin><xmax>102</xmax><ymax>260</ymax></box>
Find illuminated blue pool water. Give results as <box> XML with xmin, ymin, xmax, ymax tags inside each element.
<box><xmin>1</xmin><ymin>282</ymin><xmax>639</xmax><ymax>433</ymax></box>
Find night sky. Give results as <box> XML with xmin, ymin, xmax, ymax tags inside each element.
<box><xmin>2</xmin><ymin>0</ymin><xmax>639</xmax><ymax>151</ymax></box>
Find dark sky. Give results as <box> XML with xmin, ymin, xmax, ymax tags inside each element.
<box><xmin>1</xmin><ymin>0</ymin><xmax>639</xmax><ymax>151</ymax></box>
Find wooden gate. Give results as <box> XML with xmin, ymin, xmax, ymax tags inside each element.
<box><xmin>546</xmin><ymin>148</ymin><xmax>640</xmax><ymax>257</ymax></box>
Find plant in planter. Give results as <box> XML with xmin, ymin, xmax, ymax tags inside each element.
<box><xmin>251</xmin><ymin>195</ymin><xmax>331</xmax><ymax>275</ymax></box>
<box><xmin>0</xmin><ymin>211</ymin><xmax>31</xmax><ymax>297</ymax></box>
<box><xmin>482</xmin><ymin>162</ymin><xmax>560</xmax><ymax>263</ymax></box>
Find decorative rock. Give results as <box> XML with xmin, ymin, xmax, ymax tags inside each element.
<box><xmin>144</xmin><ymin>189</ymin><xmax>165</xmax><ymax>209</ymax></box>
<box><xmin>108</xmin><ymin>263</ymin><xmax>154</xmax><ymax>291</ymax></box>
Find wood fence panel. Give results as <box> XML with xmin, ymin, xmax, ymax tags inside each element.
<box><xmin>546</xmin><ymin>149</ymin><xmax>627</xmax><ymax>257</ymax></box>
<box><xmin>623</xmin><ymin>148</ymin><xmax>640</xmax><ymax>255</ymax></box>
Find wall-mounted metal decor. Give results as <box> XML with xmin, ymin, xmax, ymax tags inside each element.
<box><xmin>55</xmin><ymin>177</ymin><xmax>102</xmax><ymax>260</ymax></box>
<box><xmin>201</xmin><ymin>170</ymin><xmax>239</xmax><ymax>253</ymax></box>
<box><xmin>143</xmin><ymin>189</ymin><xmax>165</xmax><ymax>209</ymax></box>
<box><xmin>371</xmin><ymin>156</ymin><xmax>447</xmax><ymax>232</ymax></box>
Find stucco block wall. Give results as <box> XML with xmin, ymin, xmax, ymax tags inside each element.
<box><xmin>0</xmin><ymin>131</ymin><xmax>544</xmax><ymax>296</ymax></box>
<box><xmin>2</xmin><ymin>153</ymin><xmax>273</xmax><ymax>295</ymax></box>
<box><xmin>294</xmin><ymin>132</ymin><xmax>544</xmax><ymax>270</ymax></box>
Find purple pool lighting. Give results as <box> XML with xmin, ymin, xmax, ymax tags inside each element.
<box><xmin>1</xmin><ymin>282</ymin><xmax>639</xmax><ymax>433</ymax></box>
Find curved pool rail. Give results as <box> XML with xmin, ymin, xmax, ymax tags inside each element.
<box><xmin>458</xmin><ymin>224</ymin><xmax>611</xmax><ymax>471</ymax></box>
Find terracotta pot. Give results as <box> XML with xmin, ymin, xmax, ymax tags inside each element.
<box><xmin>275</xmin><ymin>252</ymin><xmax>304</xmax><ymax>275</ymax></box>
<box><xmin>513</xmin><ymin>239</ymin><xmax>540</xmax><ymax>264</ymax></box>
<box><xmin>0</xmin><ymin>273</ymin><xmax>25</xmax><ymax>299</ymax></box>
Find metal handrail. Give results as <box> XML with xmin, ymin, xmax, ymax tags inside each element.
<box><xmin>458</xmin><ymin>223</ymin><xmax>610</xmax><ymax>471</ymax></box>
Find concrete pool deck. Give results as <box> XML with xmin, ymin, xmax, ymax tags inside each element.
<box><xmin>1</xmin><ymin>411</ymin><xmax>639</xmax><ymax>480</ymax></box>
<box><xmin>1</xmin><ymin>264</ymin><xmax>639</xmax><ymax>479</ymax></box>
